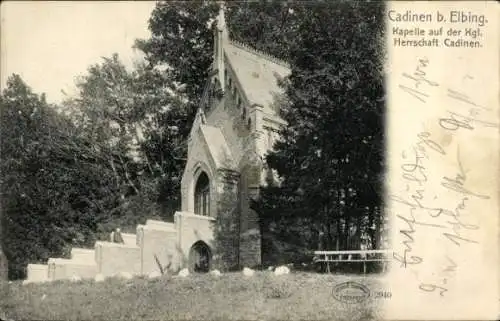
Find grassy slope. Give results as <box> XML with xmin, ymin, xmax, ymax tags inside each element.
<box><xmin>1</xmin><ymin>272</ymin><xmax>385</xmax><ymax>320</ymax></box>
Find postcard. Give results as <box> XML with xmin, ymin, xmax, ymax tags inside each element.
<box><xmin>0</xmin><ymin>1</ymin><xmax>498</xmax><ymax>320</ymax></box>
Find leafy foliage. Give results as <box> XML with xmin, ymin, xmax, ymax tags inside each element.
<box><xmin>260</xmin><ymin>1</ymin><xmax>386</xmax><ymax>261</ymax></box>
<box><xmin>1</xmin><ymin>75</ymin><xmax>127</xmax><ymax>279</ymax></box>
<box><xmin>135</xmin><ymin>1</ymin><xmax>219</xmax><ymax>105</ymax></box>
<box><xmin>225</xmin><ymin>0</ymin><xmax>304</xmax><ymax>61</ymax></box>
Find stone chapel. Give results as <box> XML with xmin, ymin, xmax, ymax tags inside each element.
<box><xmin>23</xmin><ymin>7</ymin><xmax>290</xmax><ymax>283</ymax></box>
<box><xmin>179</xmin><ymin>6</ymin><xmax>290</xmax><ymax>269</ymax></box>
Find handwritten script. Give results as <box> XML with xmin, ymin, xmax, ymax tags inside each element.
<box><xmin>392</xmin><ymin>56</ymin><xmax>496</xmax><ymax>297</ymax></box>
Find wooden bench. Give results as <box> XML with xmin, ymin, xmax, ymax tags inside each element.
<box><xmin>313</xmin><ymin>250</ymin><xmax>392</xmax><ymax>274</ymax></box>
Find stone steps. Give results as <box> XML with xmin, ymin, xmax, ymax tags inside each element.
<box><xmin>24</xmin><ymin>218</ymin><xmax>180</xmax><ymax>283</ymax></box>
<box><xmin>23</xmin><ymin>211</ymin><xmax>215</xmax><ymax>284</ymax></box>
<box><xmin>26</xmin><ymin>264</ymin><xmax>49</xmax><ymax>284</ymax></box>
<box><xmin>122</xmin><ymin>233</ymin><xmax>137</xmax><ymax>246</ymax></box>
<box><xmin>71</xmin><ymin>248</ymin><xmax>95</xmax><ymax>263</ymax></box>
<box><xmin>94</xmin><ymin>241</ymin><xmax>141</xmax><ymax>277</ymax></box>
<box><xmin>145</xmin><ymin>219</ymin><xmax>176</xmax><ymax>231</ymax></box>
<box><xmin>137</xmin><ymin>222</ymin><xmax>179</xmax><ymax>275</ymax></box>
<box><xmin>48</xmin><ymin>258</ymin><xmax>98</xmax><ymax>281</ymax></box>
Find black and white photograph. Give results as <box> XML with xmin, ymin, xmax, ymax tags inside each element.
<box><xmin>7</xmin><ymin>0</ymin><xmax>484</xmax><ymax>320</ymax></box>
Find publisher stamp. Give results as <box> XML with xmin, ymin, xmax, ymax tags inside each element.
<box><xmin>332</xmin><ymin>282</ymin><xmax>392</xmax><ymax>304</ymax></box>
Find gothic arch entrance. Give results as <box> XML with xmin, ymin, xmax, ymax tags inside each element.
<box><xmin>188</xmin><ymin>241</ymin><xmax>212</xmax><ymax>273</ymax></box>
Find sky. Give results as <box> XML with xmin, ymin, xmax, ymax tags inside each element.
<box><xmin>1</xmin><ymin>1</ymin><xmax>157</xmax><ymax>104</ymax></box>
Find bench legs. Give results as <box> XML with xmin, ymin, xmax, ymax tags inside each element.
<box><xmin>318</xmin><ymin>260</ymin><xmax>389</xmax><ymax>274</ymax></box>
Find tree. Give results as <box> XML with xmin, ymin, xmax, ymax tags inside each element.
<box><xmin>1</xmin><ymin>76</ymin><xmax>92</xmax><ymax>277</ymax></box>
<box><xmin>0</xmin><ymin>74</ymin><xmax>148</xmax><ymax>279</ymax></box>
<box><xmin>225</xmin><ymin>0</ymin><xmax>304</xmax><ymax>61</ymax></box>
<box><xmin>68</xmin><ymin>53</ymin><xmax>148</xmax><ymax>191</ymax></box>
<box><xmin>135</xmin><ymin>1</ymin><xmax>219</xmax><ymax>106</ymax></box>
<box><xmin>135</xmin><ymin>67</ymin><xmax>192</xmax><ymax>216</ymax></box>
<box><xmin>260</xmin><ymin>1</ymin><xmax>386</xmax><ymax>263</ymax></box>
<box><xmin>65</xmin><ymin>54</ymin><xmax>184</xmax><ymax>227</ymax></box>
<box><xmin>67</xmin><ymin>51</ymin><xmax>197</xmax><ymax>220</ymax></box>
<box><xmin>134</xmin><ymin>1</ymin><xmax>306</xmax><ymax>218</ymax></box>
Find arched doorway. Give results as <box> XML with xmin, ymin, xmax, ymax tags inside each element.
<box><xmin>188</xmin><ymin>241</ymin><xmax>212</xmax><ymax>273</ymax></box>
<box><xmin>194</xmin><ymin>172</ymin><xmax>210</xmax><ymax>216</ymax></box>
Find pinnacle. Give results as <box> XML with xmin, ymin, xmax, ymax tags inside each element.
<box><xmin>216</xmin><ymin>2</ymin><xmax>226</xmax><ymax>31</ymax></box>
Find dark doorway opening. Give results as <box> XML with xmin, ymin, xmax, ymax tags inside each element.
<box><xmin>188</xmin><ymin>241</ymin><xmax>212</xmax><ymax>273</ymax></box>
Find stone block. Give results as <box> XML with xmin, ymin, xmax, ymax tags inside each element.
<box><xmin>27</xmin><ymin>264</ymin><xmax>48</xmax><ymax>283</ymax></box>
<box><xmin>47</xmin><ymin>258</ymin><xmax>97</xmax><ymax>281</ymax></box>
<box><xmin>174</xmin><ymin>211</ymin><xmax>216</xmax><ymax>269</ymax></box>
<box><xmin>137</xmin><ymin>224</ymin><xmax>178</xmax><ymax>275</ymax></box>
<box><xmin>94</xmin><ymin>241</ymin><xmax>141</xmax><ymax>277</ymax></box>
<box><xmin>110</xmin><ymin>232</ymin><xmax>137</xmax><ymax>246</ymax></box>
<box><xmin>71</xmin><ymin>248</ymin><xmax>95</xmax><ymax>264</ymax></box>
<box><xmin>146</xmin><ymin>219</ymin><xmax>175</xmax><ymax>231</ymax></box>
<box><xmin>122</xmin><ymin>233</ymin><xmax>137</xmax><ymax>246</ymax></box>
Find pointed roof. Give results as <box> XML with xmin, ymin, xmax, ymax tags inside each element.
<box><xmin>187</xmin><ymin>107</ymin><xmax>206</xmax><ymax>144</ymax></box>
<box><xmin>224</xmin><ymin>41</ymin><xmax>290</xmax><ymax>115</ymax></box>
<box><xmin>207</xmin><ymin>2</ymin><xmax>291</xmax><ymax>116</ymax></box>
<box><xmin>199</xmin><ymin>124</ymin><xmax>235</xmax><ymax>169</ymax></box>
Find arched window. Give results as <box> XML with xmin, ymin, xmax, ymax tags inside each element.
<box><xmin>194</xmin><ymin>172</ymin><xmax>210</xmax><ymax>216</ymax></box>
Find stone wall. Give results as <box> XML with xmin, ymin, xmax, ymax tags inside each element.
<box><xmin>47</xmin><ymin>258</ymin><xmax>97</xmax><ymax>280</ymax></box>
<box><xmin>212</xmin><ymin>172</ymin><xmax>240</xmax><ymax>271</ymax></box>
<box><xmin>23</xmin><ymin>211</ymin><xmax>223</xmax><ymax>283</ymax></box>
<box><xmin>175</xmin><ymin>211</ymin><xmax>215</xmax><ymax>269</ymax></box>
<box><xmin>138</xmin><ymin>221</ymin><xmax>178</xmax><ymax>275</ymax></box>
<box><xmin>26</xmin><ymin>264</ymin><xmax>48</xmax><ymax>283</ymax></box>
<box><xmin>238</xmin><ymin>164</ymin><xmax>262</xmax><ymax>268</ymax></box>
<box><xmin>122</xmin><ymin>233</ymin><xmax>137</xmax><ymax>246</ymax></box>
<box><xmin>94</xmin><ymin>242</ymin><xmax>141</xmax><ymax>277</ymax></box>
<box><xmin>71</xmin><ymin>248</ymin><xmax>95</xmax><ymax>263</ymax></box>
<box><xmin>238</xmin><ymin>199</ymin><xmax>261</xmax><ymax>268</ymax></box>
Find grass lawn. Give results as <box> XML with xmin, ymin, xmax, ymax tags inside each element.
<box><xmin>1</xmin><ymin>271</ymin><xmax>386</xmax><ymax>320</ymax></box>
